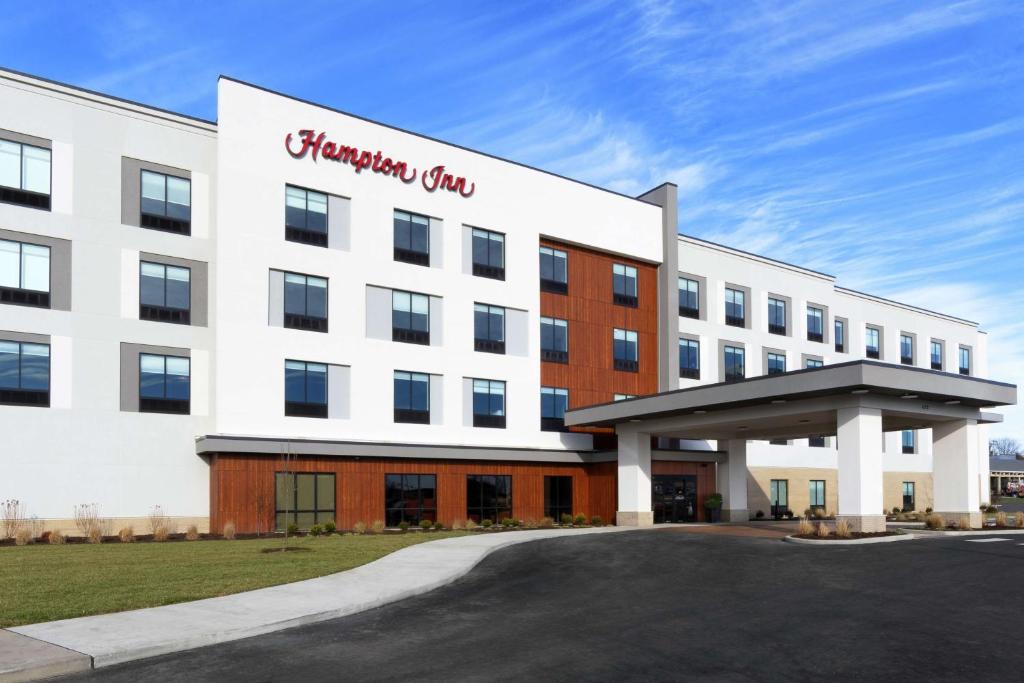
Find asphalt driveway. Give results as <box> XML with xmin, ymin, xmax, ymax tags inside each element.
<box><xmin>62</xmin><ymin>529</ymin><xmax>1023</xmax><ymax>682</ymax></box>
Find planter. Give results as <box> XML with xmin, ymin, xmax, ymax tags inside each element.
<box><xmin>705</xmin><ymin>507</ymin><xmax>721</xmax><ymax>523</ymax></box>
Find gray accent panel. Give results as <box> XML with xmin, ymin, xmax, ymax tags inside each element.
<box><xmin>429</xmin><ymin>217</ymin><xmax>443</xmax><ymax>268</ymax></box>
<box><xmin>429</xmin><ymin>296</ymin><xmax>443</xmax><ymax>346</ymax></box>
<box><xmin>725</xmin><ymin>283</ymin><xmax>752</xmax><ymax>329</ymax></box>
<box><xmin>139</xmin><ymin>252</ymin><xmax>208</xmax><ymax>326</ymax></box>
<box><xmin>461</xmin><ymin>225</ymin><xmax>473</xmax><ymax>275</ymax></box>
<box><xmin>268</xmin><ymin>270</ymin><xmax>284</xmax><ymax>327</ymax></box>
<box><xmin>327</xmin><ymin>365</ymin><xmax>350</xmax><ymax>419</ymax></box>
<box><xmin>0</xmin><ymin>228</ymin><xmax>71</xmax><ymax>311</ymax></box>
<box><xmin>120</xmin><ymin>157</ymin><xmax>191</xmax><ymax>228</ymax></box>
<box><xmin>638</xmin><ymin>183</ymin><xmax>678</xmax><ymax>392</ymax></box>
<box><xmin>718</xmin><ymin>338</ymin><xmax>745</xmax><ymax>383</ymax></box>
<box><xmin>678</xmin><ymin>271</ymin><xmax>707</xmax><ymax>322</ymax></box>
<box><xmin>762</xmin><ymin>346</ymin><xmax>786</xmax><ymax>374</ymax></box>
<box><xmin>0</xmin><ymin>128</ymin><xmax>51</xmax><ymax>149</ymax></box>
<box><xmin>505</xmin><ymin>308</ymin><xmax>529</xmax><ymax>357</ymax></box>
<box><xmin>834</xmin><ymin>316</ymin><xmax>849</xmax><ymax>353</ymax></box>
<box><xmin>807</xmin><ymin>301</ymin><xmax>830</xmax><ymax>344</ymax></box>
<box><xmin>462</xmin><ymin>377</ymin><xmax>474</xmax><ymax>427</ymax></box>
<box><xmin>868</xmin><ymin>324</ymin><xmax>885</xmax><ymax>361</ymax></box>
<box><xmin>327</xmin><ymin>195</ymin><xmax>350</xmax><ymax>251</ymax></box>
<box><xmin>429</xmin><ymin>374</ymin><xmax>444</xmax><ymax>425</ymax></box>
<box><xmin>120</xmin><ymin>342</ymin><xmax>190</xmax><ymax>413</ymax></box>
<box><xmin>767</xmin><ymin>293</ymin><xmax>792</xmax><ymax>337</ymax></box>
<box><xmin>0</xmin><ymin>330</ymin><xmax>50</xmax><ymax>344</ymax></box>
<box><xmin>801</xmin><ymin>353</ymin><xmax>824</xmax><ymax>368</ymax></box>
<box><xmin>365</xmin><ymin>285</ymin><xmax>392</xmax><ymax>340</ymax></box>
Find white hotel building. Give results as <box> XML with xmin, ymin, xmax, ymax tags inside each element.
<box><xmin>0</xmin><ymin>67</ymin><xmax>1013</xmax><ymax>534</ymax></box>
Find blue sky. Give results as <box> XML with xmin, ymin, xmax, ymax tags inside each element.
<box><xmin>3</xmin><ymin>0</ymin><xmax>1022</xmax><ymax>438</ymax></box>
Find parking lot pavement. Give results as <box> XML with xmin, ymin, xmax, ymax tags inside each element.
<box><xmin>59</xmin><ymin>530</ymin><xmax>1024</xmax><ymax>683</ymax></box>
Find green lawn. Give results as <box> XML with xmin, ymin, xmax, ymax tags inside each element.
<box><xmin>0</xmin><ymin>532</ymin><xmax>469</xmax><ymax>628</ymax></box>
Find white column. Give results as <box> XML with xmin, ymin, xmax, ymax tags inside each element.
<box><xmin>977</xmin><ymin>423</ymin><xmax>991</xmax><ymax>506</ymax></box>
<box><xmin>932</xmin><ymin>419</ymin><xmax>981</xmax><ymax>527</ymax></box>
<box><xmin>719</xmin><ymin>439</ymin><xmax>749</xmax><ymax>522</ymax></box>
<box><xmin>616</xmin><ymin>428</ymin><xmax>653</xmax><ymax>527</ymax></box>
<box><xmin>836</xmin><ymin>406</ymin><xmax>886</xmax><ymax>532</ymax></box>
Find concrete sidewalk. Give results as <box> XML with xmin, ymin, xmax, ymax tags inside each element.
<box><xmin>2</xmin><ymin>526</ymin><xmax>640</xmax><ymax>680</ymax></box>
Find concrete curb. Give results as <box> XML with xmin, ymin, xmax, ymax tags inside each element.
<box><xmin>5</xmin><ymin>526</ymin><xmax>649</xmax><ymax>676</ymax></box>
<box><xmin>909</xmin><ymin>528</ymin><xmax>1024</xmax><ymax>537</ymax></box>
<box><xmin>783</xmin><ymin>533</ymin><xmax>915</xmax><ymax>546</ymax></box>
<box><xmin>0</xmin><ymin>631</ymin><xmax>90</xmax><ymax>683</ymax></box>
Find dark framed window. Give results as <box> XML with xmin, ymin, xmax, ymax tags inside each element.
<box><xmin>539</xmin><ymin>246</ymin><xmax>568</xmax><ymax>294</ymax></box>
<box><xmin>768</xmin><ymin>298</ymin><xmax>786</xmax><ymax>335</ymax></box>
<box><xmin>770</xmin><ymin>479</ymin><xmax>788</xmax><ymax>518</ymax></box>
<box><xmin>809</xmin><ymin>480</ymin><xmax>825</xmax><ymax>511</ymax></box>
<box><xmin>0</xmin><ymin>238</ymin><xmax>50</xmax><ymax>308</ymax></box>
<box><xmin>472</xmin><ymin>228</ymin><xmax>505</xmax><ymax>280</ymax></box>
<box><xmin>613</xmin><ymin>263</ymin><xmax>638</xmax><ymax>307</ymax></box>
<box><xmin>0</xmin><ymin>138</ymin><xmax>51</xmax><ymax>210</ymax></box>
<box><xmin>902</xmin><ymin>430</ymin><xmax>915</xmax><ymax>454</ymax></box>
<box><xmin>284</xmin><ymin>272</ymin><xmax>328</xmax><ymax>332</ymax></box>
<box><xmin>544</xmin><ymin>475</ymin><xmax>572</xmax><ymax>521</ymax></box>
<box><xmin>679</xmin><ymin>338</ymin><xmax>699</xmax><ymax>379</ymax></box>
<box><xmin>613</xmin><ymin>328</ymin><xmax>638</xmax><ymax>372</ymax></box>
<box><xmin>805</xmin><ymin>358</ymin><xmax>824</xmax><ymax>369</ymax></box>
<box><xmin>467</xmin><ymin>475</ymin><xmax>512</xmax><ymax>523</ymax></box>
<box><xmin>959</xmin><ymin>347</ymin><xmax>970</xmax><ymax>376</ymax></box>
<box><xmin>679</xmin><ymin>277</ymin><xmax>699</xmax><ymax>318</ymax></box>
<box><xmin>285</xmin><ymin>185</ymin><xmax>328</xmax><ymax>247</ymax></box>
<box><xmin>275</xmin><ymin>472</ymin><xmax>335</xmax><ymax>530</ymax></box>
<box><xmin>285</xmin><ymin>360</ymin><xmax>327</xmax><ymax>418</ymax></box>
<box><xmin>394</xmin><ymin>371</ymin><xmax>430</xmax><ymax>424</ymax></box>
<box><xmin>809</xmin><ymin>436</ymin><xmax>826</xmax><ymax>447</ymax></box>
<box><xmin>901</xmin><ymin>333</ymin><xmax>917</xmax><ymax>366</ymax></box>
<box><xmin>834</xmin><ymin>319</ymin><xmax>845</xmax><ymax>353</ymax></box>
<box><xmin>725</xmin><ymin>288</ymin><xmax>745</xmax><ymax>327</ymax></box>
<box><xmin>140</xmin><ymin>169</ymin><xmax>190</xmax><ymax>235</ymax></box>
<box><xmin>385</xmin><ymin>473</ymin><xmax>436</xmax><ymax>526</ymax></box>
<box><xmin>724</xmin><ymin>345</ymin><xmax>744</xmax><ymax>382</ymax></box>
<box><xmin>540</xmin><ymin>316</ymin><xmax>568</xmax><ymax>363</ymax></box>
<box><xmin>0</xmin><ymin>340</ymin><xmax>49</xmax><ymax>406</ymax></box>
<box><xmin>865</xmin><ymin>327</ymin><xmax>880</xmax><ymax>359</ymax></box>
<box><xmin>139</xmin><ymin>353</ymin><xmax>190</xmax><ymax>414</ymax></box>
<box><xmin>474</xmin><ymin>304</ymin><xmax>505</xmax><ymax>354</ymax></box>
<box><xmin>473</xmin><ymin>379</ymin><xmax>506</xmax><ymax>428</ymax></box>
<box><xmin>902</xmin><ymin>481</ymin><xmax>916</xmax><ymax>511</ymax></box>
<box><xmin>140</xmin><ymin>261</ymin><xmax>190</xmax><ymax>324</ymax></box>
<box><xmin>930</xmin><ymin>341</ymin><xmax>943</xmax><ymax>370</ymax></box>
<box><xmin>541</xmin><ymin>386</ymin><xmax>569</xmax><ymax>431</ymax></box>
<box><xmin>394</xmin><ymin>210</ymin><xmax>430</xmax><ymax>266</ymax></box>
<box><xmin>392</xmin><ymin>290</ymin><xmax>430</xmax><ymax>344</ymax></box>
<box><xmin>807</xmin><ymin>307</ymin><xmax>823</xmax><ymax>342</ymax></box>
<box><xmin>767</xmin><ymin>352</ymin><xmax>786</xmax><ymax>376</ymax></box>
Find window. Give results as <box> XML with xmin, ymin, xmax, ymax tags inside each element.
<box><xmin>865</xmin><ymin>327</ymin><xmax>880</xmax><ymax>359</ymax></box>
<box><xmin>0</xmin><ymin>239</ymin><xmax>49</xmax><ymax>308</ymax></box>
<box><xmin>544</xmin><ymin>475</ymin><xmax>572</xmax><ymax>521</ymax></box>
<box><xmin>809</xmin><ymin>436</ymin><xmax>826</xmax><ymax>447</ymax></box>
<box><xmin>834</xmin><ymin>319</ymin><xmax>845</xmax><ymax>353</ymax></box>
<box><xmin>275</xmin><ymin>472</ymin><xmax>335</xmax><ymax>530</ymax></box>
<box><xmin>394</xmin><ymin>371</ymin><xmax>430</xmax><ymax>424</ymax></box>
<box><xmin>809</xmin><ymin>480</ymin><xmax>825</xmax><ymax>511</ymax></box>
<box><xmin>769</xmin><ymin>439</ymin><xmax>789</xmax><ymax>446</ymax></box>
<box><xmin>902</xmin><ymin>482</ymin><xmax>916</xmax><ymax>511</ymax></box>
<box><xmin>540</xmin><ymin>387</ymin><xmax>569</xmax><ymax>432</ymax></box>
<box><xmin>284</xmin><ymin>273</ymin><xmax>328</xmax><ymax>332</ymax></box>
<box><xmin>613</xmin><ymin>264</ymin><xmax>638</xmax><ymax>307</ymax></box>
<box><xmin>805</xmin><ymin>358</ymin><xmax>823</xmax><ymax>369</ymax></box>
<box><xmin>679</xmin><ymin>277</ymin><xmax>699</xmax><ymax>318</ymax></box>
<box><xmin>0</xmin><ymin>138</ymin><xmax>50</xmax><ymax>210</ymax></box>
<box><xmin>614</xmin><ymin>393</ymin><xmax>636</xmax><ymax>401</ymax></box>
<box><xmin>467</xmin><ymin>475</ymin><xmax>512</xmax><ymax>523</ymax></box>
<box><xmin>472</xmin><ymin>228</ymin><xmax>505</xmax><ymax>280</ymax></box>
<box><xmin>540</xmin><ymin>316</ymin><xmax>568</xmax><ymax>363</ymax></box>
<box><xmin>392</xmin><ymin>290</ymin><xmax>429</xmax><ymax>344</ymax></box>
<box><xmin>930</xmin><ymin>341</ymin><xmax>943</xmax><ymax>370</ymax></box>
<box><xmin>140</xmin><ymin>262</ymin><xmax>190</xmax><ymax>324</ymax></box>
<box><xmin>393</xmin><ymin>210</ymin><xmax>430</xmax><ymax>265</ymax></box>
<box><xmin>959</xmin><ymin>347</ymin><xmax>970</xmax><ymax>376</ymax></box>
<box><xmin>613</xmin><ymin>329</ymin><xmax>639</xmax><ymax>372</ymax></box>
<box><xmin>473</xmin><ymin>304</ymin><xmax>505</xmax><ymax>354</ymax></box>
<box><xmin>138</xmin><ymin>353</ymin><xmax>190</xmax><ymax>414</ymax></box>
<box><xmin>0</xmin><ymin>340</ymin><xmax>49</xmax><ymax>406</ymax></box>
<box><xmin>140</xmin><ymin>170</ymin><xmax>190</xmax><ymax>235</ymax></box>
<box><xmin>902</xmin><ymin>430</ymin><xmax>915</xmax><ymax>454</ymax></box>
<box><xmin>725</xmin><ymin>288</ymin><xmax>745</xmax><ymax>327</ymax></box>
<box><xmin>385</xmin><ymin>473</ymin><xmax>436</xmax><ymax>526</ymax></box>
<box><xmin>285</xmin><ymin>360</ymin><xmax>327</xmax><ymax>418</ymax></box>
<box><xmin>539</xmin><ymin>246</ymin><xmax>568</xmax><ymax>294</ymax></box>
<box><xmin>807</xmin><ymin>307</ymin><xmax>823</xmax><ymax>342</ymax></box>
<box><xmin>724</xmin><ymin>345</ymin><xmax>745</xmax><ymax>382</ymax></box>
<box><xmin>285</xmin><ymin>185</ymin><xmax>328</xmax><ymax>247</ymax></box>
<box><xmin>473</xmin><ymin>379</ymin><xmax>506</xmax><ymax>428</ymax></box>
<box><xmin>900</xmin><ymin>334</ymin><xmax>913</xmax><ymax>365</ymax></box>
<box><xmin>679</xmin><ymin>338</ymin><xmax>700</xmax><ymax>379</ymax></box>
<box><xmin>766</xmin><ymin>352</ymin><xmax>786</xmax><ymax>376</ymax></box>
<box><xmin>768</xmin><ymin>298</ymin><xmax>786</xmax><ymax>335</ymax></box>
<box><xmin>770</xmin><ymin>479</ymin><xmax>789</xmax><ymax>517</ymax></box>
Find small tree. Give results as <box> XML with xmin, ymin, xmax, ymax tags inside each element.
<box><xmin>1</xmin><ymin>499</ymin><xmax>26</xmax><ymax>540</ymax></box>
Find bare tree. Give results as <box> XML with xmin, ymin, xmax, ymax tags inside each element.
<box><xmin>990</xmin><ymin>438</ymin><xmax>1022</xmax><ymax>459</ymax></box>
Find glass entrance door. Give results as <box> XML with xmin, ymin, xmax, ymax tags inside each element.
<box><xmin>770</xmin><ymin>479</ymin><xmax>789</xmax><ymax>519</ymax></box>
<box><xmin>652</xmin><ymin>475</ymin><xmax>698</xmax><ymax>523</ymax></box>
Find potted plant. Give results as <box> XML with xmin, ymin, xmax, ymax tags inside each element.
<box><xmin>703</xmin><ymin>493</ymin><xmax>723</xmax><ymax>523</ymax></box>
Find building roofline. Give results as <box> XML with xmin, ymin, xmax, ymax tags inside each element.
<box><xmin>217</xmin><ymin>74</ymin><xmax>663</xmax><ymax>208</ymax></box>
<box><xmin>833</xmin><ymin>286</ymin><xmax>978</xmax><ymax>327</ymax></box>
<box><xmin>0</xmin><ymin>66</ymin><xmax>218</xmax><ymax>130</ymax></box>
<box><xmin>678</xmin><ymin>233</ymin><xmax>835</xmax><ymax>280</ymax></box>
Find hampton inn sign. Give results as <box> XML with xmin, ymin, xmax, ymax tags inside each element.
<box><xmin>285</xmin><ymin>129</ymin><xmax>476</xmax><ymax>198</ymax></box>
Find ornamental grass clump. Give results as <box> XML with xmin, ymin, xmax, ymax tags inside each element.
<box><xmin>995</xmin><ymin>512</ymin><xmax>1008</xmax><ymax>527</ymax></box>
<box><xmin>352</xmin><ymin>521</ymin><xmax>367</xmax><ymax>535</ymax></box>
<box><xmin>815</xmin><ymin>522</ymin><xmax>830</xmax><ymax>538</ymax></box>
<box><xmin>451</xmin><ymin>519</ymin><xmax>465</xmax><ymax>530</ymax></box>
<box><xmin>222</xmin><ymin>521</ymin><xmax>236</xmax><ymax>540</ymax></box>
<box><xmin>835</xmin><ymin>519</ymin><xmax>852</xmax><ymax>538</ymax></box>
<box><xmin>924</xmin><ymin>514</ymin><xmax>944</xmax><ymax>529</ymax></box>
<box><xmin>957</xmin><ymin>516</ymin><xmax>972</xmax><ymax>531</ymax></box>
<box><xmin>14</xmin><ymin>527</ymin><xmax>33</xmax><ymax>546</ymax></box>
<box><xmin>185</xmin><ymin>525</ymin><xmax>200</xmax><ymax>541</ymax></box>
<box><xmin>371</xmin><ymin>520</ymin><xmax>385</xmax><ymax>534</ymax></box>
<box><xmin>1015</xmin><ymin>512</ymin><xmax>1024</xmax><ymax>528</ymax></box>
<box><xmin>87</xmin><ymin>525</ymin><xmax>103</xmax><ymax>544</ymax></box>
<box><xmin>539</xmin><ymin>517</ymin><xmax>555</xmax><ymax>529</ymax></box>
<box><xmin>464</xmin><ymin>519</ymin><xmax>478</xmax><ymax>531</ymax></box>
<box><xmin>153</xmin><ymin>525</ymin><xmax>170</xmax><ymax>542</ymax></box>
<box><xmin>798</xmin><ymin>518</ymin><xmax>814</xmax><ymax>536</ymax></box>
<box><xmin>560</xmin><ymin>514</ymin><xmax>573</xmax><ymax>526</ymax></box>
<box><xmin>48</xmin><ymin>529</ymin><xmax>66</xmax><ymax>545</ymax></box>
<box><xmin>118</xmin><ymin>526</ymin><xmax>135</xmax><ymax>543</ymax></box>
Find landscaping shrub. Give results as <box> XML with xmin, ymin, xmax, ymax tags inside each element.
<box><xmin>185</xmin><ymin>525</ymin><xmax>200</xmax><ymax>541</ymax></box>
<box><xmin>891</xmin><ymin>507</ymin><xmax>901</xmax><ymax>516</ymax></box>
<box><xmin>574</xmin><ymin>514</ymin><xmax>587</xmax><ymax>526</ymax></box>
<box><xmin>957</xmin><ymin>516</ymin><xmax>972</xmax><ymax>530</ymax></box>
<box><xmin>398</xmin><ymin>521</ymin><xmax>410</xmax><ymax>531</ymax></box>
<box><xmin>14</xmin><ymin>526</ymin><xmax>33</xmax><ymax>546</ymax></box>
<box><xmin>481</xmin><ymin>519</ymin><xmax>493</xmax><ymax>528</ymax></box>
<box><xmin>87</xmin><ymin>525</ymin><xmax>103</xmax><ymax>544</ymax></box>
<box><xmin>73</xmin><ymin>503</ymin><xmax>101</xmax><ymax>539</ymax></box>
<box><xmin>813</xmin><ymin>508</ymin><xmax>826</xmax><ymax>520</ymax></box>
<box><xmin>591</xmin><ymin>515</ymin><xmax>603</xmax><ymax>527</ymax></box>
<box><xmin>783</xmin><ymin>509</ymin><xmax>794</xmax><ymax>520</ymax></box>
<box><xmin>48</xmin><ymin>529</ymin><xmax>65</xmax><ymax>545</ymax></box>
<box><xmin>432</xmin><ymin>521</ymin><xmax>444</xmax><ymax>530</ymax></box>
<box><xmin>324</xmin><ymin>521</ymin><xmax>336</xmax><ymax>534</ymax></box>
<box><xmin>286</xmin><ymin>523</ymin><xmax>299</xmax><ymax>536</ymax></box>
<box><xmin>451</xmin><ymin>519</ymin><xmax>465</xmax><ymax>530</ymax></box>
<box><xmin>148</xmin><ymin>505</ymin><xmax>171</xmax><ymax>536</ymax></box>
<box><xmin>815</xmin><ymin>522</ymin><xmax>830</xmax><ymax>538</ymax></box>
<box><xmin>353</xmin><ymin>521</ymin><xmax>367</xmax><ymax>535</ymax></box>
<box><xmin>755</xmin><ymin>510</ymin><xmax>765</xmax><ymax>519</ymax></box>
<box><xmin>223</xmin><ymin>521</ymin><xmax>236</xmax><ymax>540</ymax></box>
<box><xmin>465</xmin><ymin>519</ymin><xmax>478</xmax><ymax>531</ymax></box>
<box><xmin>798</xmin><ymin>518</ymin><xmax>813</xmax><ymax>536</ymax></box>
<box><xmin>1015</xmin><ymin>512</ymin><xmax>1024</xmax><ymax>528</ymax></box>
<box><xmin>2</xmin><ymin>500</ymin><xmax>26</xmax><ymax>540</ymax></box>
<box><xmin>802</xmin><ymin>508</ymin><xmax>811</xmax><ymax>519</ymax></box>
<box><xmin>371</xmin><ymin>520</ymin><xmax>385</xmax><ymax>534</ymax></box>
<box><xmin>985</xmin><ymin>505</ymin><xmax>997</xmax><ymax>513</ymax></box>
<box><xmin>500</xmin><ymin>517</ymin><xmax>514</xmax><ymax>528</ymax></box>
<box><xmin>925</xmin><ymin>507</ymin><xmax>933</xmax><ymax>514</ymax></box>
<box><xmin>560</xmin><ymin>513</ymin><xmax>573</xmax><ymax>526</ymax></box>
<box><xmin>835</xmin><ymin>519</ymin><xmax>852</xmax><ymax>538</ymax></box>
<box><xmin>118</xmin><ymin>526</ymin><xmax>135</xmax><ymax>543</ymax></box>
<box><xmin>539</xmin><ymin>517</ymin><xmax>554</xmax><ymax>529</ymax></box>
<box><xmin>995</xmin><ymin>512</ymin><xmax>1008</xmax><ymax>527</ymax></box>
<box><xmin>153</xmin><ymin>525</ymin><xmax>170</xmax><ymax>542</ymax></box>
<box><xmin>309</xmin><ymin>524</ymin><xmax>323</xmax><ymax>537</ymax></box>
<box><xmin>924</xmin><ymin>514</ymin><xmax>943</xmax><ymax>530</ymax></box>
<box><xmin>419</xmin><ymin>519</ymin><xmax>432</xmax><ymax>530</ymax></box>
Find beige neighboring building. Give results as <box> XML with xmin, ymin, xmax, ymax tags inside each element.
<box><xmin>748</xmin><ymin>467</ymin><xmax>934</xmax><ymax>517</ymax></box>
